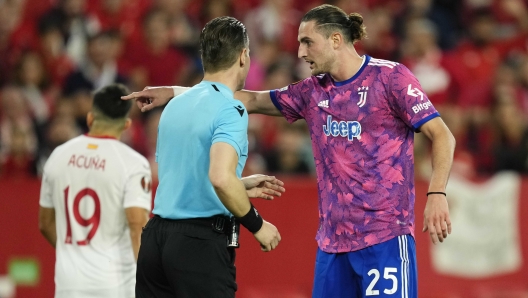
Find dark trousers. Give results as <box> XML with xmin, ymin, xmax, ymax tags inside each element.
<box><xmin>136</xmin><ymin>215</ymin><xmax>237</xmax><ymax>298</ymax></box>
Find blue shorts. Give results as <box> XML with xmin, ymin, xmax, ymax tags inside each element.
<box><xmin>312</xmin><ymin>234</ymin><xmax>417</xmax><ymax>298</ymax></box>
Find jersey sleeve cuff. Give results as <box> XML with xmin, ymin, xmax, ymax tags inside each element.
<box><xmin>269</xmin><ymin>90</ymin><xmax>283</xmax><ymax>111</ymax></box>
<box><xmin>413</xmin><ymin>112</ymin><xmax>440</xmax><ymax>132</ymax></box>
<box><xmin>124</xmin><ymin>198</ymin><xmax>152</xmax><ymax>211</ymax></box>
<box><xmin>39</xmin><ymin>200</ymin><xmax>54</xmax><ymax>208</ymax></box>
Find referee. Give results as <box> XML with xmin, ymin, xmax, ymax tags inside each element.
<box><xmin>135</xmin><ymin>17</ymin><xmax>282</xmax><ymax>298</ymax></box>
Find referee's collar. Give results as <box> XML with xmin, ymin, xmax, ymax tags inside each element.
<box><xmin>202</xmin><ymin>80</ymin><xmax>234</xmax><ymax>98</ymax></box>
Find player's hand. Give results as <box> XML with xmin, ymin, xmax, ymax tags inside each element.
<box><xmin>423</xmin><ymin>194</ymin><xmax>451</xmax><ymax>244</ymax></box>
<box><xmin>253</xmin><ymin>220</ymin><xmax>281</xmax><ymax>252</ymax></box>
<box><xmin>121</xmin><ymin>86</ymin><xmax>174</xmax><ymax>112</ymax></box>
<box><xmin>242</xmin><ymin>174</ymin><xmax>285</xmax><ymax>200</ymax></box>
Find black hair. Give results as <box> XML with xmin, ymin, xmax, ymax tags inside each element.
<box><xmin>200</xmin><ymin>16</ymin><xmax>248</xmax><ymax>73</ymax></box>
<box><xmin>301</xmin><ymin>4</ymin><xmax>367</xmax><ymax>44</ymax></box>
<box><xmin>92</xmin><ymin>84</ymin><xmax>131</xmax><ymax>119</ymax></box>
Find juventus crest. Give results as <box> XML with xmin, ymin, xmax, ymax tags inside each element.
<box><xmin>357</xmin><ymin>86</ymin><xmax>368</xmax><ymax>107</ymax></box>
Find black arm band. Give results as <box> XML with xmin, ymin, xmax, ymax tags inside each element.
<box><xmin>237</xmin><ymin>203</ymin><xmax>263</xmax><ymax>234</ymax></box>
<box><xmin>427</xmin><ymin>192</ymin><xmax>447</xmax><ymax>196</ymax></box>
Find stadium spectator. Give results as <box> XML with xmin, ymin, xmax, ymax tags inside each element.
<box><xmin>0</xmin><ymin>86</ymin><xmax>39</xmax><ymax>177</ymax></box>
<box><xmin>36</xmin><ymin>21</ymin><xmax>76</xmax><ymax>88</ymax></box>
<box><xmin>152</xmin><ymin>0</ymin><xmax>200</xmax><ymax>51</ymax></box>
<box><xmin>491</xmin><ymin>89</ymin><xmax>528</xmax><ymax>173</ymax></box>
<box><xmin>61</xmin><ymin>30</ymin><xmax>126</xmax><ymax>132</ymax></box>
<box><xmin>63</xmin><ymin>30</ymin><xmax>127</xmax><ymax>97</ymax></box>
<box><xmin>87</xmin><ymin>0</ymin><xmax>148</xmax><ymax>40</ymax></box>
<box><xmin>245</xmin><ymin>38</ymin><xmax>282</xmax><ymax>90</ymax></box>
<box><xmin>35</xmin><ymin>105</ymin><xmax>80</xmax><ymax>175</ymax></box>
<box><xmin>123</xmin><ymin>9</ymin><xmax>190</xmax><ymax>90</ymax></box>
<box><xmin>14</xmin><ymin>51</ymin><xmax>58</xmax><ymax>124</ymax></box>
<box><xmin>39</xmin><ymin>0</ymin><xmax>100</xmax><ymax>66</ymax></box>
<box><xmin>264</xmin><ymin>124</ymin><xmax>312</xmax><ymax>175</ymax></box>
<box><xmin>244</xmin><ymin>0</ymin><xmax>302</xmax><ymax>54</ymax></box>
<box><xmin>443</xmin><ymin>5</ymin><xmax>528</xmax><ymax>110</ymax></box>
<box><xmin>360</xmin><ymin>6</ymin><xmax>398</xmax><ymax>60</ymax></box>
<box><xmin>395</xmin><ymin>0</ymin><xmax>461</xmax><ymax>50</ymax></box>
<box><xmin>0</xmin><ymin>1</ymin><xmax>27</xmax><ymax>87</ymax></box>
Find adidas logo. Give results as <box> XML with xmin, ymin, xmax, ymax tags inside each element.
<box><xmin>318</xmin><ymin>100</ymin><xmax>329</xmax><ymax>108</ymax></box>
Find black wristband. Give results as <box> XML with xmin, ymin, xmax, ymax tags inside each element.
<box><xmin>237</xmin><ymin>203</ymin><xmax>263</xmax><ymax>234</ymax></box>
<box><xmin>427</xmin><ymin>191</ymin><xmax>446</xmax><ymax>196</ymax></box>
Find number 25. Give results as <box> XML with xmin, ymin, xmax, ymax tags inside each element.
<box><xmin>64</xmin><ymin>186</ymin><xmax>101</xmax><ymax>245</ymax></box>
<box><xmin>366</xmin><ymin>267</ymin><xmax>398</xmax><ymax>296</ymax></box>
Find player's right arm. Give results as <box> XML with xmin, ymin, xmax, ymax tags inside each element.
<box><xmin>39</xmin><ymin>166</ymin><xmax>57</xmax><ymax>248</ymax></box>
<box><xmin>121</xmin><ymin>87</ymin><xmax>282</xmax><ymax>116</ymax></box>
<box><xmin>39</xmin><ymin>207</ymin><xmax>56</xmax><ymax>248</ymax></box>
<box><xmin>209</xmin><ymin>142</ymin><xmax>281</xmax><ymax>252</ymax></box>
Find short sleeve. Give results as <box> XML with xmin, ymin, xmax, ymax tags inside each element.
<box><xmin>39</xmin><ymin>170</ymin><xmax>54</xmax><ymax>208</ymax></box>
<box><xmin>271</xmin><ymin>78</ymin><xmax>314</xmax><ymax>123</ymax></box>
<box><xmin>123</xmin><ymin>159</ymin><xmax>152</xmax><ymax>211</ymax></box>
<box><xmin>388</xmin><ymin>64</ymin><xmax>440</xmax><ymax>132</ymax></box>
<box><xmin>212</xmin><ymin>102</ymin><xmax>248</xmax><ymax>157</ymax></box>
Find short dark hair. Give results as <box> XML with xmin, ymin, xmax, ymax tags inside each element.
<box><xmin>92</xmin><ymin>84</ymin><xmax>131</xmax><ymax>119</ymax></box>
<box><xmin>301</xmin><ymin>4</ymin><xmax>367</xmax><ymax>44</ymax></box>
<box><xmin>200</xmin><ymin>16</ymin><xmax>249</xmax><ymax>73</ymax></box>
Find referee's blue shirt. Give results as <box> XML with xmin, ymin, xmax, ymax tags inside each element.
<box><xmin>152</xmin><ymin>81</ymin><xmax>248</xmax><ymax>219</ymax></box>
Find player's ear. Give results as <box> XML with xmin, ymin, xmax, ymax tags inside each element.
<box><xmin>240</xmin><ymin>48</ymin><xmax>248</xmax><ymax>67</ymax></box>
<box><xmin>86</xmin><ymin>112</ymin><xmax>94</xmax><ymax>128</ymax></box>
<box><xmin>124</xmin><ymin>118</ymin><xmax>132</xmax><ymax>131</ymax></box>
<box><xmin>331</xmin><ymin>32</ymin><xmax>342</xmax><ymax>49</ymax></box>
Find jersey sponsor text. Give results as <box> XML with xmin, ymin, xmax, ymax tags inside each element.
<box><xmin>322</xmin><ymin>115</ymin><xmax>361</xmax><ymax>141</ymax></box>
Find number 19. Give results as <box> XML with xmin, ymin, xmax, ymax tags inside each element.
<box><xmin>63</xmin><ymin>186</ymin><xmax>101</xmax><ymax>245</ymax></box>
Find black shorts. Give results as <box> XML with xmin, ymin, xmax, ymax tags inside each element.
<box><xmin>136</xmin><ymin>215</ymin><xmax>237</xmax><ymax>298</ymax></box>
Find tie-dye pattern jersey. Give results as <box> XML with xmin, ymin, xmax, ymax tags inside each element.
<box><xmin>270</xmin><ymin>55</ymin><xmax>440</xmax><ymax>253</ymax></box>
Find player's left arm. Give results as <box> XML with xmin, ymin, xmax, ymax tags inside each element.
<box><xmin>38</xmin><ymin>207</ymin><xmax>56</xmax><ymax>248</ymax></box>
<box><xmin>123</xmin><ymin>159</ymin><xmax>153</xmax><ymax>260</ymax></box>
<box><xmin>125</xmin><ymin>207</ymin><xmax>149</xmax><ymax>261</ymax></box>
<box><xmin>419</xmin><ymin>117</ymin><xmax>456</xmax><ymax>245</ymax></box>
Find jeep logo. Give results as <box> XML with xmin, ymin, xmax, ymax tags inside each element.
<box><xmin>322</xmin><ymin>115</ymin><xmax>361</xmax><ymax>141</ymax></box>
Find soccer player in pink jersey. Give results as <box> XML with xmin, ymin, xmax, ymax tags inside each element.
<box><xmin>123</xmin><ymin>4</ymin><xmax>455</xmax><ymax>297</ymax></box>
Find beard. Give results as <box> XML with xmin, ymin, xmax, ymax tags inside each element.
<box><xmin>311</xmin><ymin>56</ymin><xmax>334</xmax><ymax>76</ymax></box>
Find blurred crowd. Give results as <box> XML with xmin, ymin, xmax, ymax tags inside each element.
<box><xmin>1</xmin><ymin>0</ymin><xmax>528</xmax><ymax>181</ymax></box>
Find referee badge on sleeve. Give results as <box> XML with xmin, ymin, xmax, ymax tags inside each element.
<box><xmin>140</xmin><ymin>176</ymin><xmax>152</xmax><ymax>193</ymax></box>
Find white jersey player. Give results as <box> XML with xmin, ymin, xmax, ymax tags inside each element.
<box><xmin>39</xmin><ymin>84</ymin><xmax>151</xmax><ymax>298</ymax></box>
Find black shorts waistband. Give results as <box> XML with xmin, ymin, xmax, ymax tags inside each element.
<box><xmin>153</xmin><ymin>215</ymin><xmax>232</xmax><ymax>233</ymax></box>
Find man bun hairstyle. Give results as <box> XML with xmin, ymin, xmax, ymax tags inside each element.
<box><xmin>92</xmin><ymin>83</ymin><xmax>132</xmax><ymax>119</ymax></box>
<box><xmin>200</xmin><ymin>16</ymin><xmax>249</xmax><ymax>73</ymax></box>
<box><xmin>302</xmin><ymin>4</ymin><xmax>367</xmax><ymax>44</ymax></box>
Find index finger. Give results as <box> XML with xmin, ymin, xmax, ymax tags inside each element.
<box><xmin>121</xmin><ymin>91</ymin><xmax>146</xmax><ymax>101</ymax></box>
<box><xmin>263</xmin><ymin>182</ymin><xmax>285</xmax><ymax>193</ymax></box>
<box><xmin>266</xmin><ymin>176</ymin><xmax>285</xmax><ymax>186</ymax></box>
